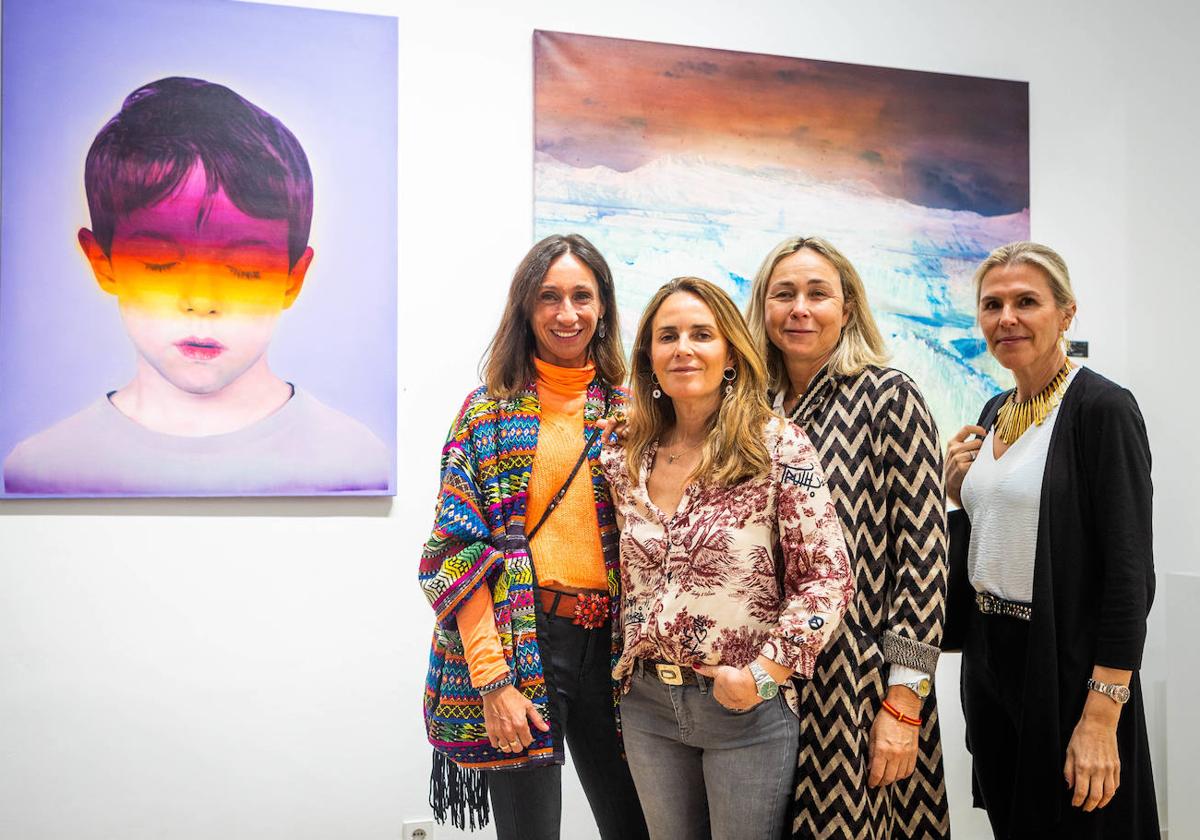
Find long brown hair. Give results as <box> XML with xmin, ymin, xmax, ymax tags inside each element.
<box><xmin>625</xmin><ymin>277</ymin><xmax>776</xmax><ymax>487</ymax></box>
<box><xmin>482</xmin><ymin>234</ymin><xmax>626</xmax><ymax>397</ymax></box>
<box><xmin>746</xmin><ymin>235</ymin><xmax>888</xmax><ymax>396</ymax></box>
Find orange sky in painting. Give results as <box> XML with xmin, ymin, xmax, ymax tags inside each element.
<box><xmin>534</xmin><ymin>32</ymin><xmax>1029</xmax><ymax>215</ymax></box>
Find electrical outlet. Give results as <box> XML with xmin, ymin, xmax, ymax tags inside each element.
<box><xmin>402</xmin><ymin>819</ymin><xmax>435</xmax><ymax>840</ymax></box>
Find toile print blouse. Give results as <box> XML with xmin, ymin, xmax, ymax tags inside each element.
<box><xmin>602</xmin><ymin>418</ymin><xmax>854</xmax><ymax>707</ymax></box>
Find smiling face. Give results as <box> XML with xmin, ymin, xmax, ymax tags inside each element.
<box><xmin>763</xmin><ymin>248</ymin><xmax>849</xmax><ymax>369</ymax></box>
<box><xmin>78</xmin><ymin>164</ymin><xmax>313</xmax><ymax>395</ymax></box>
<box><xmin>649</xmin><ymin>291</ymin><xmax>732</xmax><ymax>404</ymax></box>
<box><xmin>978</xmin><ymin>262</ymin><xmax>1074</xmax><ymax>374</ymax></box>
<box><xmin>529</xmin><ymin>252</ymin><xmax>604</xmax><ymax>368</ymax></box>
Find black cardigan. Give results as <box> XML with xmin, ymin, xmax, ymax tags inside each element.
<box><xmin>948</xmin><ymin>366</ymin><xmax>1158</xmax><ymax>835</ymax></box>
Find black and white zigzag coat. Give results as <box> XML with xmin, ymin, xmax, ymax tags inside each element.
<box><xmin>782</xmin><ymin>365</ymin><xmax>950</xmax><ymax>840</ymax></box>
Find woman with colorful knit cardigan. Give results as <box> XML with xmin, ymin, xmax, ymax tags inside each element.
<box><xmin>419</xmin><ymin>234</ymin><xmax>648</xmax><ymax>840</ymax></box>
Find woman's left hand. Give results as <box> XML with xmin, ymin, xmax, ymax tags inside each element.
<box><xmin>867</xmin><ymin>707</ymin><xmax>919</xmax><ymax>787</ymax></box>
<box><xmin>597</xmin><ymin>411</ymin><xmax>628</xmax><ymax>447</ymax></box>
<box><xmin>1064</xmin><ymin>713</ymin><xmax>1121</xmax><ymax>811</ymax></box>
<box><xmin>692</xmin><ymin>664</ymin><xmax>762</xmax><ymax>712</ymax></box>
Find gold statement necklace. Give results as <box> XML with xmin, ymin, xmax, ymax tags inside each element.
<box><xmin>994</xmin><ymin>360</ymin><xmax>1074</xmax><ymax>445</ymax></box>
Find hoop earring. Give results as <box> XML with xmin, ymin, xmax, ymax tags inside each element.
<box><xmin>723</xmin><ymin>366</ymin><xmax>736</xmax><ymax>397</ymax></box>
<box><xmin>651</xmin><ymin>373</ymin><xmax>662</xmax><ymax>400</ymax></box>
<box><xmin>598</xmin><ymin>320</ymin><xmax>606</xmax><ymax>340</ymax></box>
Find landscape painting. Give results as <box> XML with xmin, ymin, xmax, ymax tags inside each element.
<box><xmin>534</xmin><ymin>31</ymin><xmax>1030</xmax><ymax>437</ymax></box>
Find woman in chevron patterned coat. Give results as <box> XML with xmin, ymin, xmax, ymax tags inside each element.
<box><xmin>747</xmin><ymin>235</ymin><xmax>949</xmax><ymax>840</ymax></box>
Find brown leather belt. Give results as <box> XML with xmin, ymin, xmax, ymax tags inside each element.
<box><xmin>538</xmin><ymin>588</ymin><xmax>610</xmax><ymax>628</ymax></box>
<box><xmin>637</xmin><ymin>659</ymin><xmax>698</xmax><ymax>686</ymax></box>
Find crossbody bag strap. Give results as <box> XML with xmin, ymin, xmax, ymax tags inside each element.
<box><xmin>527</xmin><ymin>387</ymin><xmax>610</xmax><ymax>543</ymax></box>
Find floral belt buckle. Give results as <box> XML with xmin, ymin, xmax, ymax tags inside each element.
<box><xmin>572</xmin><ymin>592</ymin><xmax>609</xmax><ymax>629</ymax></box>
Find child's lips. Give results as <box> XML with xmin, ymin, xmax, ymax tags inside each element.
<box><xmin>174</xmin><ymin>336</ymin><xmax>226</xmax><ymax>360</ymax></box>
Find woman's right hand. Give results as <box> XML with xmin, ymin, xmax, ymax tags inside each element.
<box><xmin>482</xmin><ymin>684</ymin><xmax>550</xmax><ymax>754</ymax></box>
<box><xmin>945</xmin><ymin>425</ymin><xmax>987</xmax><ymax>507</ymax></box>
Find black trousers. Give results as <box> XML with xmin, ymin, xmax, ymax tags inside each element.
<box><xmin>961</xmin><ymin>609</ymin><xmax>1159</xmax><ymax>839</ymax></box>
<box><xmin>484</xmin><ymin>614</ymin><xmax>648</xmax><ymax>840</ymax></box>
<box><xmin>961</xmin><ymin>610</ymin><xmax>1033</xmax><ymax>839</ymax></box>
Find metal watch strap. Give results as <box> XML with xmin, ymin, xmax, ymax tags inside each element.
<box><xmin>901</xmin><ymin>677</ymin><xmax>932</xmax><ymax>699</ymax></box>
<box><xmin>1086</xmin><ymin>677</ymin><xmax>1130</xmax><ymax>704</ymax></box>
<box><xmin>748</xmin><ymin>661</ymin><xmax>779</xmax><ymax>699</ymax></box>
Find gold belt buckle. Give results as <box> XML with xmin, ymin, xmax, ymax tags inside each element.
<box><xmin>655</xmin><ymin>664</ymin><xmax>684</xmax><ymax>686</ymax></box>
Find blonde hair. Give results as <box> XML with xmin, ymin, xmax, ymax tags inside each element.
<box><xmin>746</xmin><ymin>235</ymin><xmax>888</xmax><ymax>396</ymax></box>
<box><xmin>972</xmin><ymin>241</ymin><xmax>1077</xmax><ymax>311</ymax></box>
<box><xmin>625</xmin><ymin>277</ymin><xmax>776</xmax><ymax>487</ymax></box>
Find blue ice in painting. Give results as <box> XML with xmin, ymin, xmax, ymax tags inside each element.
<box><xmin>533</xmin><ymin>32</ymin><xmax>1030</xmax><ymax>437</ymax></box>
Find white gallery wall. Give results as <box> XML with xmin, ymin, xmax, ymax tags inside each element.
<box><xmin>1</xmin><ymin>0</ymin><xmax>1197</xmax><ymax>838</ymax></box>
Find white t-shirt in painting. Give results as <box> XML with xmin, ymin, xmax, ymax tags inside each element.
<box><xmin>2</xmin><ymin>387</ymin><xmax>390</xmax><ymax>496</ymax></box>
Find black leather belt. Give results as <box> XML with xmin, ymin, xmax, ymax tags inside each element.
<box><xmin>975</xmin><ymin>591</ymin><xmax>1032</xmax><ymax>621</ymax></box>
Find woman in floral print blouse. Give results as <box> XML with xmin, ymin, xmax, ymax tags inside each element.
<box><xmin>601</xmin><ymin>276</ymin><xmax>854</xmax><ymax>840</ymax></box>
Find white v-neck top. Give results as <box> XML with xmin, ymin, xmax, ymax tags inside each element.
<box><xmin>961</xmin><ymin>367</ymin><xmax>1079</xmax><ymax>602</ymax></box>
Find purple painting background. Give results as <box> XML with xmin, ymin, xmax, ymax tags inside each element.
<box><xmin>0</xmin><ymin>0</ymin><xmax>398</xmax><ymax>496</ymax></box>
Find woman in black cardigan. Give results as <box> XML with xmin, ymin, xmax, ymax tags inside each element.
<box><xmin>944</xmin><ymin>241</ymin><xmax>1158</xmax><ymax>839</ymax></box>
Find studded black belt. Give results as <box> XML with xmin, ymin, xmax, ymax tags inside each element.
<box><xmin>975</xmin><ymin>591</ymin><xmax>1032</xmax><ymax>621</ymax></box>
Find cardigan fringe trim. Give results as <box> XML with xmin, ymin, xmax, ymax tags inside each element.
<box><xmin>430</xmin><ymin>751</ymin><xmax>490</xmax><ymax>830</ymax></box>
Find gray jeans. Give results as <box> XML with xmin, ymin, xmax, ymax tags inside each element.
<box><xmin>619</xmin><ymin>668</ymin><xmax>799</xmax><ymax>840</ymax></box>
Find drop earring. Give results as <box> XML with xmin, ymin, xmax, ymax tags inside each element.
<box><xmin>651</xmin><ymin>373</ymin><xmax>662</xmax><ymax>400</ymax></box>
<box><xmin>723</xmin><ymin>366</ymin><xmax>737</xmax><ymax>397</ymax></box>
<box><xmin>598</xmin><ymin>320</ymin><xmax>606</xmax><ymax>340</ymax></box>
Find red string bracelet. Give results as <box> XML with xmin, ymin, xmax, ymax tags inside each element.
<box><xmin>880</xmin><ymin>699</ymin><xmax>922</xmax><ymax>727</ymax></box>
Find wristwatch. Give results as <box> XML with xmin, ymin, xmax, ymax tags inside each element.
<box><xmin>900</xmin><ymin>677</ymin><xmax>932</xmax><ymax>699</ymax></box>
<box><xmin>748</xmin><ymin>661</ymin><xmax>779</xmax><ymax>700</ymax></box>
<box><xmin>1086</xmin><ymin>678</ymin><xmax>1131</xmax><ymax>704</ymax></box>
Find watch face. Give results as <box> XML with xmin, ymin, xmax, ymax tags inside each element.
<box><xmin>757</xmin><ymin>680</ymin><xmax>779</xmax><ymax>700</ymax></box>
<box><xmin>916</xmin><ymin>678</ymin><xmax>932</xmax><ymax>698</ymax></box>
<box><xmin>1113</xmin><ymin>685</ymin><xmax>1131</xmax><ymax>704</ymax></box>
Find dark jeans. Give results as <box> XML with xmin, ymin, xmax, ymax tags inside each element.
<box><xmin>484</xmin><ymin>614</ymin><xmax>648</xmax><ymax>840</ymax></box>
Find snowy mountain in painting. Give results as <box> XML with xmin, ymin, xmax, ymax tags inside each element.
<box><xmin>534</xmin><ymin>151</ymin><xmax>1028</xmax><ymax>436</ymax></box>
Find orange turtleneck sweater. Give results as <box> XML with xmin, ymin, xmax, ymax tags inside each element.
<box><xmin>457</xmin><ymin>358</ymin><xmax>609</xmax><ymax>688</ymax></box>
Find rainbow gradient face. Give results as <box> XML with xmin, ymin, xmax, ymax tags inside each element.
<box><xmin>79</xmin><ymin>164</ymin><xmax>313</xmax><ymax>396</ymax></box>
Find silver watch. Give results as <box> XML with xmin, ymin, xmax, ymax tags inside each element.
<box><xmin>748</xmin><ymin>661</ymin><xmax>779</xmax><ymax>700</ymax></box>
<box><xmin>900</xmin><ymin>676</ymin><xmax>932</xmax><ymax>699</ymax></box>
<box><xmin>1086</xmin><ymin>678</ymin><xmax>1130</xmax><ymax>704</ymax></box>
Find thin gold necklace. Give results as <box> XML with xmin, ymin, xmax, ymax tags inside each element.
<box><xmin>662</xmin><ymin>438</ymin><xmax>704</xmax><ymax>465</ymax></box>
<box><xmin>995</xmin><ymin>360</ymin><xmax>1074</xmax><ymax>444</ymax></box>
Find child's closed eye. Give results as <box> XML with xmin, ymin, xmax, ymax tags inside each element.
<box><xmin>142</xmin><ymin>261</ymin><xmax>179</xmax><ymax>273</ymax></box>
<box><xmin>226</xmin><ymin>265</ymin><xmax>261</xmax><ymax>280</ymax></box>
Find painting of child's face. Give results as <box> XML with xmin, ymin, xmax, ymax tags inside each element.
<box><xmin>79</xmin><ymin>164</ymin><xmax>314</xmax><ymax>395</ymax></box>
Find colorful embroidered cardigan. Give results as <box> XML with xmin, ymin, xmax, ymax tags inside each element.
<box><xmin>419</xmin><ymin>379</ymin><xmax>627</xmax><ymax>770</ymax></box>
